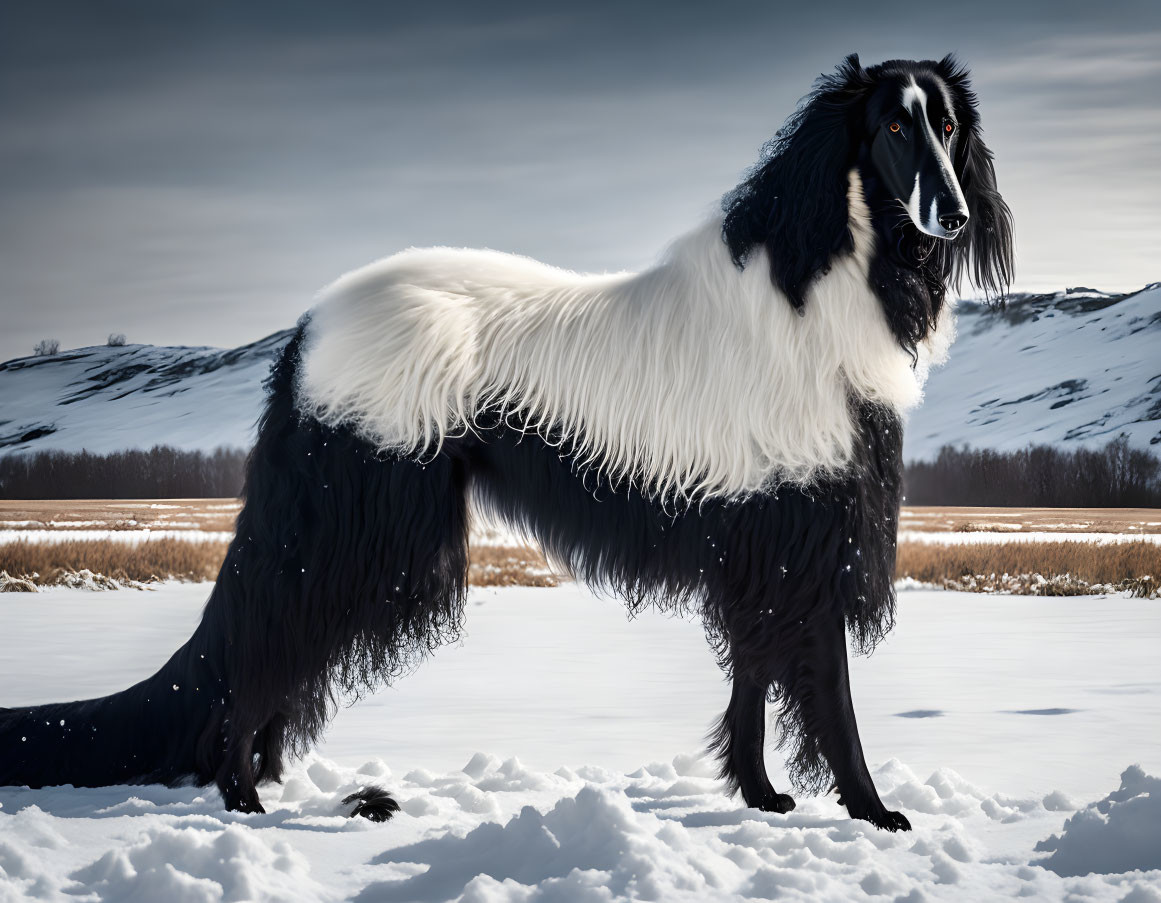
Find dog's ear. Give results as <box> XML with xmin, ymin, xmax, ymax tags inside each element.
<box><xmin>936</xmin><ymin>55</ymin><xmax>1015</xmax><ymax>304</ymax></box>
<box><xmin>722</xmin><ymin>53</ymin><xmax>870</xmax><ymax>310</ymax></box>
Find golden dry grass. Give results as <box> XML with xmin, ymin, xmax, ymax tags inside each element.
<box><xmin>895</xmin><ymin>540</ymin><xmax>1160</xmax><ymax>595</ymax></box>
<box><xmin>2</xmin><ymin>506</ymin><xmax>1158</xmax><ymax>596</ymax></box>
<box><xmin>0</xmin><ymin>539</ymin><xmax>561</xmax><ymax>590</ymax></box>
<box><xmin>468</xmin><ymin>545</ymin><xmax>559</xmax><ymax>587</ymax></box>
<box><xmin>0</xmin><ymin>538</ymin><xmax>228</xmax><ymax>588</ymax></box>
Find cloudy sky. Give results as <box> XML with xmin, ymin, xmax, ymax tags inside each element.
<box><xmin>1</xmin><ymin>1</ymin><xmax>1158</xmax><ymax>360</ymax></box>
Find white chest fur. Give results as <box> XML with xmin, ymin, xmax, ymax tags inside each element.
<box><xmin>297</xmin><ymin>172</ymin><xmax>952</xmax><ymax>501</ymax></box>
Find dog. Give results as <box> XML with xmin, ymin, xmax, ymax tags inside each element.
<box><xmin>0</xmin><ymin>54</ymin><xmax>1012</xmax><ymax>831</ymax></box>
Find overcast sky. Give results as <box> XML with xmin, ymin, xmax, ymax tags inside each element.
<box><xmin>1</xmin><ymin>1</ymin><xmax>1158</xmax><ymax>361</ymax></box>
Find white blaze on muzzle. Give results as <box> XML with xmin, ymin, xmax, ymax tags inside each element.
<box><xmin>902</xmin><ymin>78</ymin><xmax>969</xmax><ymax>237</ymax></box>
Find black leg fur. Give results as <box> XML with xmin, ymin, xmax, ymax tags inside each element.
<box><xmin>779</xmin><ymin>610</ymin><xmax>910</xmax><ymax>831</ymax></box>
<box><xmin>218</xmin><ymin>729</ymin><xmax>263</xmax><ymax>814</ymax></box>
<box><xmin>466</xmin><ymin>400</ymin><xmax>906</xmax><ymax>827</ymax></box>
<box><xmin>197</xmin><ymin>327</ymin><xmax>471</xmax><ymax>809</ymax></box>
<box><xmin>710</xmin><ymin>674</ymin><xmax>795</xmax><ymax>814</ymax></box>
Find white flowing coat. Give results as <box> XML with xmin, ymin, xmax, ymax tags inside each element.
<box><xmin>298</xmin><ymin>172</ymin><xmax>953</xmax><ymax>501</ymax></box>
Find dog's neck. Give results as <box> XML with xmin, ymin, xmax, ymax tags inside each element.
<box><xmin>853</xmin><ymin>161</ymin><xmax>951</xmax><ymax>357</ymax></box>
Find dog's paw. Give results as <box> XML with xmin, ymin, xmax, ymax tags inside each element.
<box><xmin>343</xmin><ymin>785</ymin><xmax>401</xmax><ymax>822</ymax></box>
<box><xmin>744</xmin><ymin>789</ymin><xmax>796</xmax><ymax>814</ymax></box>
<box><xmin>758</xmin><ymin>792</ymin><xmax>797</xmax><ymax>814</ymax></box>
<box><xmin>862</xmin><ymin>808</ymin><xmax>911</xmax><ymax>832</ymax></box>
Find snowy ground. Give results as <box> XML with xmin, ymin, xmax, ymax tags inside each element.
<box><xmin>5</xmin><ymin>501</ymin><xmax>1159</xmax><ymax>550</ymax></box>
<box><xmin>0</xmin><ymin>528</ymin><xmax>235</xmax><ymax>545</ymax></box>
<box><xmin>896</xmin><ymin>530</ymin><xmax>1161</xmax><ymax>546</ymax></box>
<box><xmin>7</xmin><ymin>527</ymin><xmax>1160</xmax><ymax>548</ymax></box>
<box><xmin>1</xmin><ymin>583</ymin><xmax>1159</xmax><ymax>902</ymax></box>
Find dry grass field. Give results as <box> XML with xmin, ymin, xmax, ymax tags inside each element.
<box><xmin>1</xmin><ymin>500</ymin><xmax>1158</xmax><ymax>595</ymax></box>
<box><xmin>0</xmin><ymin>498</ymin><xmax>241</xmax><ymax>533</ymax></box>
<box><xmin>901</xmin><ymin>506</ymin><xmax>1161</xmax><ymax>534</ymax></box>
<box><xmin>0</xmin><ymin>537</ymin><xmax>226</xmax><ymax>589</ymax></box>
<box><xmin>895</xmin><ymin>539</ymin><xmax>1160</xmax><ymax>596</ymax></box>
<box><xmin>0</xmin><ymin>538</ymin><xmax>557</xmax><ymax>591</ymax></box>
<box><xmin>4</xmin><ymin>500</ymin><xmax>1158</xmax><ymax>534</ymax></box>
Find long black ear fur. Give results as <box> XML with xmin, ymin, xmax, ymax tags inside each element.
<box><xmin>722</xmin><ymin>53</ymin><xmax>870</xmax><ymax>309</ymax></box>
<box><xmin>936</xmin><ymin>54</ymin><xmax>1015</xmax><ymax>303</ymax></box>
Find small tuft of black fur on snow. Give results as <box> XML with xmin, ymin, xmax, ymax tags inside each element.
<box><xmin>343</xmin><ymin>785</ymin><xmax>400</xmax><ymax>822</ymax></box>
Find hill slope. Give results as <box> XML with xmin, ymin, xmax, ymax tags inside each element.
<box><xmin>0</xmin><ymin>330</ymin><xmax>293</xmax><ymax>455</ymax></box>
<box><xmin>1</xmin><ymin>285</ymin><xmax>1157</xmax><ymax>461</ymax></box>
<box><xmin>907</xmin><ymin>284</ymin><xmax>1161</xmax><ymax>460</ymax></box>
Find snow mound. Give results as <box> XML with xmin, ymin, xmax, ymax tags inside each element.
<box><xmin>69</xmin><ymin>823</ymin><xmax>324</xmax><ymax>903</ymax></box>
<box><xmin>68</xmin><ymin>821</ymin><xmax>325</xmax><ymax>900</ymax></box>
<box><xmin>365</xmin><ymin>784</ymin><xmax>715</xmax><ymax>901</ymax></box>
<box><xmin>1035</xmin><ymin>765</ymin><xmax>1161</xmax><ymax>877</ymax></box>
<box><xmin>2</xmin><ymin>753</ymin><xmax>1161</xmax><ymax>902</ymax></box>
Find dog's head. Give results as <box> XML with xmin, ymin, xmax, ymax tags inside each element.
<box><xmin>723</xmin><ymin>54</ymin><xmax>1013</xmax><ymax>314</ymax></box>
<box><xmin>865</xmin><ymin>60</ymin><xmax>970</xmax><ymax>239</ymax></box>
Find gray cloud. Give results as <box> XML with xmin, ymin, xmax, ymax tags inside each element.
<box><xmin>1</xmin><ymin>1</ymin><xmax>1158</xmax><ymax>360</ymax></box>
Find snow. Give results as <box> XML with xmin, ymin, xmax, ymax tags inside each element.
<box><xmin>1034</xmin><ymin>765</ymin><xmax>1161</xmax><ymax>878</ymax></box>
<box><xmin>899</xmin><ymin>530</ymin><xmax>1161</xmax><ymax>545</ymax></box>
<box><xmin>66</xmin><ymin>824</ymin><xmax>327</xmax><ymax>903</ymax></box>
<box><xmin>0</xmin><ymin>529</ymin><xmax>233</xmax><ymax>545</ymax></box>
<box><xmin>1</xmin><ymin>582</ymin><xmax>1159</xmax><ymax>901</ymax></box>
<box><xmin>1043</xmin><ymin>522</ymin><xmax>1119</xmax><ymax>529</ymax></box>
<box><xmin>0</xmin><ymin>518</ymin><xmax>517</xmax><ymax>550</ymax></box>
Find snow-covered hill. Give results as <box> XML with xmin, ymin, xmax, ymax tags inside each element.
<box><xmin>908</xmin><ymin>283</ymin><xmax>1161</xmax><ymax>460</ymax></box>
<box><xmin>0</xmin><ymin>329</ymin><xmax>294</xmax><ymax>455</ymax></box>
<box><xmin>1</xmin><ymin>285</ymin><xmax>1157</xmax><ymax>461</ymax></box>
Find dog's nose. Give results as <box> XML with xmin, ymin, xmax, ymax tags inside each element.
<box><xmin>938</xmin><ymin>212</ymin><xmax>968</xmax><ymax>233</ymax></box>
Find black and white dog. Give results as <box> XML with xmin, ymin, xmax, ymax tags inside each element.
<box><xmin>0</xmin><ymin>55</ymin><xmax>1012</xmax><ymax>831</ymax></box>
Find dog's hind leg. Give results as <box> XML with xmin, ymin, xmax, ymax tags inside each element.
<box><xmin>710</xmin><ymin>672</ymin><xmax>796</xmax><ymax>814</ymax></box>
<box><xmin>777</xmin><ymin>608</ymin><xmax>910</xmax><ymax>831</ymax></box>
<box><xmin>217</xmin><ymin>725</ymin><xmax>263</xmax><ymax>813</ymax></box>
<box><xmin>190</xmin><ymin>327</ymin><xmax>471</xmax><ymax>814</ymax></box>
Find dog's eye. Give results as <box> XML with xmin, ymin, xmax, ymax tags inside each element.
<box><xmin>943</xmin><ymin>121</ymin><xmax>955</xmax><ymax>135</ymax></box>
<box><xmin>889</xmin><ymin>122</ymin><xmax>901</xmax><ymax>134</ymax></box>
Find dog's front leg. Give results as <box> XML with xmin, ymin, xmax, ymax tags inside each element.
<box><xmin>786</xmin><ymin>608</ymin><xmax>911</xmax><ymax>831</ymax></box>
<box><xmin>710</xmin><ymin>672</ymin><xmax>796</xmax><ymax>814</ymax></box>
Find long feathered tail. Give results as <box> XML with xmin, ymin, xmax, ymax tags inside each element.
<box><xmin>0</xmin><ymin>323</ymin><xmax>470</xmax><ymax>812</ymax></box>
<box><xmin>0</xmin><ymin>614</ymin><xmax>225</xmax><ymax>791</ymax></box>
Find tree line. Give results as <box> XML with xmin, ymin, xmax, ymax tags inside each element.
<box><xmin>0</xmin><ymin>446</ymin><xmax>246</xmax><ymax>499</ymax></box>
<box><xmin>904</xmin><ymin>438</ymin><xmax>1161</xmax><ymax>507</ymax></box>
<box><xmin>0</xmin><ymin>439</ymin><xmax>1158</xmax><ymax>505</ymax></box>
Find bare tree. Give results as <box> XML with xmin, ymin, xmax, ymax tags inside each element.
<box><xmin>32</xmin><ymin>338</ymin><xmax>61</xmax><ymax>356</ymax></box>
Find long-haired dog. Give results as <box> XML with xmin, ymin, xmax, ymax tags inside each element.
<box><xmin>0</xmin><ymin>55</ymin><xmax>1012</xmax><ymax>830</ymax></box>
